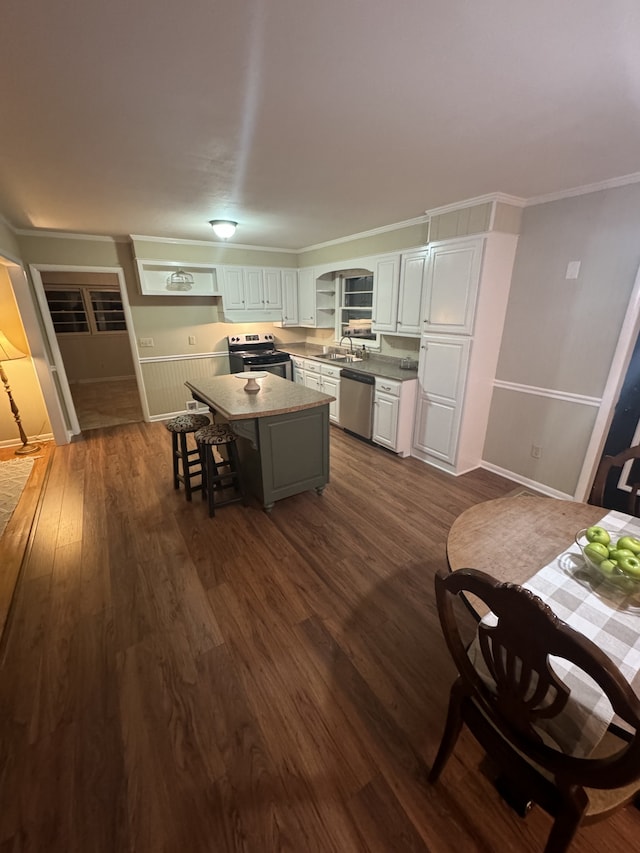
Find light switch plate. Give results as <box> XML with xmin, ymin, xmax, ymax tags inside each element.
<box><xmin>565</xmin><ymin>261</ymin><xmax>581</xmax><ymax>280</ymax></box>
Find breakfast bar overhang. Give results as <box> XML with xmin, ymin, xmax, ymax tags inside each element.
<box><xmin>185</xmin><ymin>373</ymin><xmax>335</xmax><ymax>511</ymax></box>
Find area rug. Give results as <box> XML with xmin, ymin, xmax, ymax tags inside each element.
<box><xmin>0</xmin><ymin>457</ymin><xmax>35</xmax><ymax>538</ymax></box>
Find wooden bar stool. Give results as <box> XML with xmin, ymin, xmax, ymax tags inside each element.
<box><xmin>164</xmin><ymin>413</ymin><xmax>210</xmax><ymax>501</ymax></box>
<box><xmin>194</xmin><ymin>423</ymin><xmax>247</xmax><ymax>517</ymax></box>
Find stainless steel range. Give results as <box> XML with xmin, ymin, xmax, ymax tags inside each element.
<box><xmin>227</xmin><ymin>333</ymin><xmax>292</xmax><ymax>380</ymax></box>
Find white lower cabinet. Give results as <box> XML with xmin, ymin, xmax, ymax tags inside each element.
<box><xmin>373</xmin><ymin>376</ymin><xmax>417</xmax><ymax>457</ymax></box>
<box><xmin>412</xmin><ymin>335</ymin><xmax>470</xmax><ymax>468</ymax></box>
<box><xmin>293</xmin><ymin>357</ymin><xmax>340</xmax><ymax>422</ymax></box>
<box><xmin>291</xmin><ymin>355</ymin><xmax>306</xmax><ymax>384</ymax></box>
<box><xmin>319</xmin><ymin>364</ymin><xmax>340</xmax><ymax>424</ymax></box>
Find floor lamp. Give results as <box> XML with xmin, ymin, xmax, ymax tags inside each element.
<box><xmin>0</xmin><ymin>330</ymin><xmax>41</xmax><ymax>456</ymax></box>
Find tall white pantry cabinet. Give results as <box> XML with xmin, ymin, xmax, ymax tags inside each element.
<box><xmin>412</xmin><ymin>232</ymin><xmax>519</xmax><ymax>475</ymax></box>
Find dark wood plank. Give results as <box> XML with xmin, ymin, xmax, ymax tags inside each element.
<box><xmin>0</xmin><ymin>421</ymin><xmax>638</xmax><ymax>852</ymax></box>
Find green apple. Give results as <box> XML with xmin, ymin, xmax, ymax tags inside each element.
<box><xmin>598</xmin><ymin>559</ymin><xmax>618</xmax><ymax>576</ymax></box>
<box><xmin>584</xmin><ymin>542</ymin><xmax>610</xmax><ymax>564</ymax></box>
<box><xmin>608</xmin><ymin>548</ymin><xmax>635</xmax><ymax>563</ymax></box>
<box><xmin>586</xmin><ymin>526</ymin><xmax>611</xmax><ymax>546</ymax></box>
<box><xmin>617</xmin><ymin>554</ymin><xmax>640</xmax><ymax>578</ymax></box>
<box><xmin>616</xmin><ymin>536</ymin><xmax>640</xmax><ymax>556</ymax></box>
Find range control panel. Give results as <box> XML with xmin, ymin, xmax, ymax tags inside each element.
<box><xmin>228</xmin><ymin>333</ymin><xmax>275</xmax><ymax>346</ymax></box>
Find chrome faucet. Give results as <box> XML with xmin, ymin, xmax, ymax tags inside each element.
<box><xmin>340</xmin><ymin>335</ymin><xmax>354</xmax><ymax>353</ymax></box>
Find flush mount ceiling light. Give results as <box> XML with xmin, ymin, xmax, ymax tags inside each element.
<box><xmin>209</xmin><ymin>220</ymin><xmax>237</xmax><ymax>239</ymax></box>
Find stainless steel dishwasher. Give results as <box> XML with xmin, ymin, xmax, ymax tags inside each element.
<box><xmin>339</xmin><ymin>369</ymin><xmax>375</xmax><ymax>439</ymax></box>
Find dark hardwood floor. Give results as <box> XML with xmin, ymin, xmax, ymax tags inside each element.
<box><xmin>1</xmin><ymin>422</ymin><xmax>639</xmax><ymax>852</ymax></box>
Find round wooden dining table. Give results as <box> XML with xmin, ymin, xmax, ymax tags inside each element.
<box><xmin>446</xmin><ymin>496</ymin><xmax>604</xmax><ymax>615</ymax></box>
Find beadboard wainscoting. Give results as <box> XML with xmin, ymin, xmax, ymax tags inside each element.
<box><xmin>139</xmin><ymin>353</ymin><xmax>229</xmax><ymax>419</ymax></box>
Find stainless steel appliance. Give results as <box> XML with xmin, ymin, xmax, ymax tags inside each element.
<box><xmin>339</xmin><ymin>369</ymin><xmax>375</xmax><ymax>439</ymax></box>
<box><xmin>227</xmin><ymin>333</ymin><xmax>292</xmax><ymax>380</ymax></box>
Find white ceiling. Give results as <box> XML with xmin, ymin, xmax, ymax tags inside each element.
<box><xmin>1</xmin><ymin>0</ymin><xmax>639</xmax><ymax>250</ymax></box>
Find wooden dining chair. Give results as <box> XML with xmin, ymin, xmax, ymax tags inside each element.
<box><xmin>429</xmin><ymin>568</ymin><xmax>640</xmax><ymax>853</ymax></box>
<box><xmin>590</xmin><ymin>444</ymin><xmax>640</xmax><ymax>515</ymax></box>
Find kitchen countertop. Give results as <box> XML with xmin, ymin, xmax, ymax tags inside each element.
<box><xmin>185</xmin><ymin>373</ymin><xmax>335</xmax><ymax>421</ymax></box>
<box><xmin>279</xmin><ymin>344</ymin><xmax>419</xmax><ymax>382</ymax></box>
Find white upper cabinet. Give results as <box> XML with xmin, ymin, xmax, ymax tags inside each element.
<box><xmin>371</xmin><ymin>254</ymin><xmax>400</xmax><ymax>333</ymax></box>
<box><xmin>397</xmin><ymin>250</ymin><xmax>427</xmax><ymax>336</ymax></box>
<box><xmin>279</xmin><ymin>269</ymin><xmax>299</xmax><ymax>326</ymax></box>
<box><xmin>371</xmin><ymin>250</ymin><xmax>426</xmax><ymax>338</ymax></box>
<box><xmin>422</xmin><ymin>237</ymin><xmax>483</xmax><ymax>334</ymax></box>
<box><xmin>298</xmin><ymin>268</ymin><xmax>316</xmax><ymax>326</ymax></box>
<box><xmin>221</xmin><ymin>267</ymin><xmax>246</xmax><ymax>309</ymax></box>
<box><xmin>244</xmin><ymin>268</ymin><xmax>265</xmax><ymax>309</ymax></box>
<box><xmin>224</xmin><ymin>266</ymin><xmax>283</xmax><ymax>312</ymax></box>
<box><xmin>221</xmin><ymin>266</ymin><xmax>284</xmax><ymax>319</ymax></box>
<box><xmin>262</xmin><ymin>269</ymin><xmax>284</xmax><ymax>310</ymax></box>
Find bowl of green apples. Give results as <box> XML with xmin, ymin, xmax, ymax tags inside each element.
<box><xmin>576</xmin><ymin>525</ymin><xmax>640</xmax><ymax>592</ymax></box>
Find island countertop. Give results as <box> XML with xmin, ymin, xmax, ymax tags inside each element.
<box><xmin>185</xmin><ymin>373</ymin><xmax>335</xmax><ymax>421</ymax></box>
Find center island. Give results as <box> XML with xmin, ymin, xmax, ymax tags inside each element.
<box><xmin>185</xmin><ymin>373</ymin><xmax>335</xmax><ymax>511</ymax></box>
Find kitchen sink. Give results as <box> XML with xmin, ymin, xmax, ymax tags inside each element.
<box><xmin>317</xmin><ymin>352</ymin><xmax>363</xmax><ymax>362</ymax></box>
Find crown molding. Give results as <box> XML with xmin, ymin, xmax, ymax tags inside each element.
<box><xmin>9</xmin><ymin>170</ymin><xmax>640</xmax><ymax>252</ymax></box>
<box><xmin>14</xmin><ymin>228</ymin><xmax>129</xmax><ymax>243</ymax></box>
<box><xmin>0</xmin><ymin>214</ymin><xmax>17</xmax><ymax>233</ymax></box>
<box><xmin>425</xmin><ymin>192</ymin><xmax>527</xmax><ymax>218</ymax></box>
<box><xmin>129</xmin><ymin>234</ymin><xmax>294</xmax><ymax>254</ymax></box>
<box><xmin>524</xmin><ymin>171</ymin><xmax>640</xmax><ymax>207</ymax></box>
<box><xmin>298</xmin><ymin>214</ymin><xmax>428</xmax><ymax>253</ymax></box>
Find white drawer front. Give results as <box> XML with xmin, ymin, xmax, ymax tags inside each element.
<box><xmin>304</xmin><ymin>359</ymin><xmax>321</xmax><ymax>373</ymax></box>
<box><xmin>375</xmin><ymin>377</ymin><xmax>401</xmax><ymax>397</ymax></box>
<box><xmin>320</xmin><ymin>363</ymin><xmax>342</xmax><ymax>378</ymax></box>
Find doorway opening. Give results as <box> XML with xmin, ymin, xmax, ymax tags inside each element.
<box><xmin>30</xmin><ymin>265</ymin><xmax>147</xmax><ymax>435</ymax></box>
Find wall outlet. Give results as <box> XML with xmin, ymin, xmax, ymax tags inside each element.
<box><xmin>188</xmin><ymin>335</ymin><xmax>196</xmax><ymax>345</ymax></box>
<box><xmin>531</xmin><ymin>445</ymin><xmax>542</xmax><ymax>459</ymax></box>
<box><xmin>139</xmin><ymin>337</ymin><xmax>154</xmax><ymax>347</ymax></box>
<box><xmin>186</xmin><ymin>400</ymin><xmax>198</xmax><ymax>411</ymax></box>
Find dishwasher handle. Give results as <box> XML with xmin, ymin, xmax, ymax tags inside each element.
<box><xmin>339</xmin><ymin>369</ymin><xmax>375</xmax><ymax>384</ymax></box>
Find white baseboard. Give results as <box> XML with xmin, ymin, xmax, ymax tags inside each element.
<box><xmin>481</xmin><ymin>460</ymin><xmax>574</xmax><ymax>500</ymax></box>
<box><xmin>0</xmin><ymin>432</ymin><xmax>55</xmax><ymax>449</ymax></box>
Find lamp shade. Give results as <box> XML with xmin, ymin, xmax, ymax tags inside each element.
<box><xmin>209</xmin><ymin>220</ymin><xmax>237</xmax><ymax>239</ymax></box>
<box><xmin>0</xmin><ymin>331</ymin><xmax>26</xmax><ymax>362</ymax></box>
